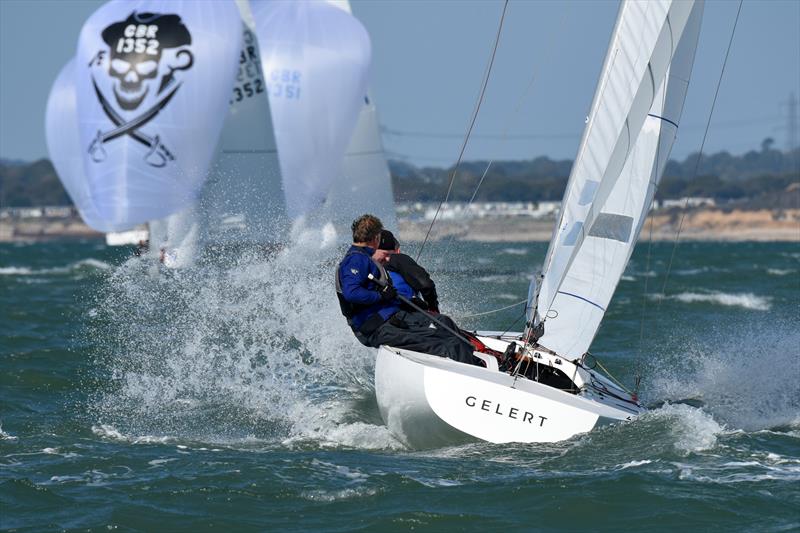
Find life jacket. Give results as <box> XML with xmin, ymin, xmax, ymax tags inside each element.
<box><xmin>335</xmin><ymin>247</ymin><xmax>390</xmax><ymax>326</ymax></box>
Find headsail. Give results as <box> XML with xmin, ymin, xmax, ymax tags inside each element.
<box><xmin>251</xmin><ymin>0</ymin><xmax>372</xmax><ymax>221</ymax></box>
<box><xmin>535</xmin><ymin>0</ymin><xmax>704</xmax><ymax>358</ymax></box>
<box><xmin>74</xmin><ymin>0</ymin><xmax>241</xmax><ymax>229</ymax></box>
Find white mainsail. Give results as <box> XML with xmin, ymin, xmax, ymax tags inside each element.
<box><xmin>535</xmin><ymin>0</ymin><xmax>704</xmax><ymax>358</ymax></box>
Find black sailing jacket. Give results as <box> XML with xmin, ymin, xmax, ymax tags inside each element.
<box><xmin>383</xmin><ymin>253</ymin><xmax>440</xmax><ymax>313</ymax></box>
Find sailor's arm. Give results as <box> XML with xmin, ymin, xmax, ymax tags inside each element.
<box><xmin>339</xmin><ymin>257</ymin><xmax>381</xmax><ymax>305</ymax></box>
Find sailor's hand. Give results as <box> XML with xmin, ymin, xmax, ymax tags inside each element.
<box><xmin>379</xmin><ymin>284</ymin><xmax>397</xmax><ymax>302</ymax></box>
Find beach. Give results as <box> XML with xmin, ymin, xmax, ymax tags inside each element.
<box><xmin>400</xmin><ymin>208</ymin><xmax>800</xmax><ymax>242</ymax></box>
<box><xmin>2</xmin><ymin>207</ymin><xmax>798</xmax><ymax>243</ymax></box>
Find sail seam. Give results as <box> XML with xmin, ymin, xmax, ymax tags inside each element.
<box><xmin>556</xmin><ymin>290</ymin><xmax>605</xmax><ymax>311</ymax></box>
<box><xmin>647</xmin><ymin>113</ymin><xmax>679</xmax><ymax>129</ymax></box>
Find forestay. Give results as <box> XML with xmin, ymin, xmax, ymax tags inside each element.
<box><xmin>535</xmin><ymin>0</ymin><xmax>704</xmax><ymax>358</ymax></box>
<box><xmin>251</xmin><ymin>0</ymin><xmax>372</xmax><ymax>220</ymax></box>
<box><xmin>74</xmin><ymin>0</ymin><xmax>241</xmax><ymax>229</ymax></box>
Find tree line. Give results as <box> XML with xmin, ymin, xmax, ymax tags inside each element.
<box><xmin>1</xmin><ymin>140</ymin><xmax>797</xmax><ymax>208</ymax></box>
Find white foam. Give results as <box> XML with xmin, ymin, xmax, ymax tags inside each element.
<box><xmin>300</xmin><ymin>487</ymin><xmax>379</xmax><ymax>502</ymax></box>
<box><xmin>0</xmin><ymin>423</ymin><xmax>17</xmax><ymax>441</ymax></box>
<box><xmin>616</xmin><ymin>459</ymin><xmax>653</xmax><ymax>470</ymax></box>
<box><xmin>767</xmin><ymin>268</ymin><xmax>795</xmax><ymax>276</ymax></box>
<box><xmin>91</xmin><ymin>424</ymin><xmax>172</xmax><ymax>444</ymax></box>
<box><xmin>501</xmin><ymin>247</ymin><xmax>528</xmax><ymax>256</ymax></box>
<box><xmin>647</xmin><ymin>403</ymin><xmax>725</xmax><ymax>453</ymax></box>
<box><xmin>147</xmin><ymin>458</ymin><xmax>176</xmax><ymax>467</ymax></box>
<box><xmin>0</xmin><ymin>259</ymin><xmax>112</xmax><ymax>276</ymax></box>
<box><xmin>89</xmin><ymin>243</ymin><xmax>397</xmax><ymax>449</ymax></box>
<box><xmin>661</xmin><ymin>291</ymin><xmax>771</xmax><ymax>311</ymax></box>
<box><xmin>648</xmin><ymin>322</ymin><xmax>800</xmax><ymax>431</ymax></box>
<box><xmin>0</xmin><ymin>266</ymin><xmax>33</xmax><ymax>275</ymax></box>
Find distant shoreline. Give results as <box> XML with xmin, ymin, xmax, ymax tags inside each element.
<box><xmin>399</xmin><ymin>208</ymin><xmax>800</xmax><ymax>242</ymax></box>
<box><xmin>1</xmin><ymin>208</ymin><xmax>798</xmax><ymax>243</ymax></box>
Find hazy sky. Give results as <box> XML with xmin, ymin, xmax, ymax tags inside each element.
<box><xmin>1</xmin><ymin>0</ymin><xmax>798</xmax><ymax>167</ymax></box>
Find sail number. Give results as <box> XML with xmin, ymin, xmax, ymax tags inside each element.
<box><xmin>231</xmin><ymin>30</ymin><xmax>266</xmax><ymax>105</ymax></box>
<box><xmin>266</xmin><ymin>69</ymin><xmax>301</xmax><ymax>100</ymax></box>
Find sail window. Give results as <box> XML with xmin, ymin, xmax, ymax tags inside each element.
<box><xmin>588</xmin><ymin>213</ymin><xmax>633</xmax><ymax>243</ymax></box>
<box><xmin>578</xmin><ymin>180</ymin><xmax>599</xmax><ymax>205</ymax></box>
<box><xmin>563</xmin><ymin>221</ymin><xmax>584</xmax><ymax>246</ymax></box>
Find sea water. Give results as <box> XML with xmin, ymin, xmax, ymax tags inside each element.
<box><xmin>1</xmin><ymin>240</ymin><xmax>798</xmax><ymax>531</ymax></box>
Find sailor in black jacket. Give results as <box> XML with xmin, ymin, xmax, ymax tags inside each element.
<box><xmin>374</xmin><ymin>230</ymin><xmax>439</xmax><ymax>313</ymax></box>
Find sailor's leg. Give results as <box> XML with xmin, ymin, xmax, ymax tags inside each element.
<box><xmin>371</xmin><ymin>311</ymin><xmax>479</xmax><ymax>365</ymax></box>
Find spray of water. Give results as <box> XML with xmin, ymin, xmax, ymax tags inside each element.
<box><xmin>646</xmin><ymin>316</ymin><xmax>800</xmax><ymax>431</ymax></box>
<box><xmin>87</xmin><ymin>242</ymin><xmax>402</xmax><ymax>448</ymax></box>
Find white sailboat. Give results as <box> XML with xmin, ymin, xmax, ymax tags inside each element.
<box><xmin>375</xmin><ymin>0</ymin><xmax>704</xmax><ymax>448</ymax></box>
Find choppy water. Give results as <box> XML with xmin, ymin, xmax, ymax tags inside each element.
<box><xmin>1</xmin><ymin>239</ymin><xmax>798</xmax><ymax>531</ymax></box>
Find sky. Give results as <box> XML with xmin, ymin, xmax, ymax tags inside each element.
<box><xmin>1</xmin><ymin>0</ymin><xmax>798</xmax><ymax>168</ymax></box>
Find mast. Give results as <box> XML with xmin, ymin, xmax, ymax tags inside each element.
<box><xmin>530</xmin><ymin>0</ymin><xmax>704</xmax><ymax>358</ymax></box>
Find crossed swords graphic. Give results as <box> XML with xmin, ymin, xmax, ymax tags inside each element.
<box><xmin>88</xmin><ymin>77</ymin><xmax>181</xmax><ymax>168</ymax></box>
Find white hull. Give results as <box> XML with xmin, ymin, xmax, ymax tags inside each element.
<box><xmin>105</xmin><ymin>227</ymin><xmax>148</xmax><ymax>246</ymax></box>
<box><xmin>375</xmin><ymin>333</ymin><xmax>644</xmax><ymax>449</ymax></box>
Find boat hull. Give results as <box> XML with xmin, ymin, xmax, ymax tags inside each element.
<box><xmin>375</xmin><ymin>344</ymin><xmax>643</xmax><ymax>449</ymax></box>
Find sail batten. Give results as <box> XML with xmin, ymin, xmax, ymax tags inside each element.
<box><xmin>534</xmin><ymin>0</ymin><xmax>704</xmax><ymax>358</ymax></box>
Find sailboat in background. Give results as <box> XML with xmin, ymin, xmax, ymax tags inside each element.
<box><xmin>46</xmin><ymin>0</ymin><xmax>242</xmax><ymax>242</ymax></box>
<box><xmin>375</xmin><ymin>0</ymin><xmax>704</xmax><ymax>447</ymax></box>
<box><xmin>49</xmin><ymin>0</ymin><xmax>395</xmax><ymax>262</ymax></box>
<box><xmin>140</xmin><ymin>0</ymin><xmax>395</xmax><ymax>262</ymax></box>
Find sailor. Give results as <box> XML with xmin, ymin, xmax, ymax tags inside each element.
<box><xmin>373</xmin><ymin>229</ymin><xmax>439</xmax><ymax>313</ymax></box>
<box><xmin>336</xmin><ymin>214</ymin><xmax>478</xmax><ymax>365</ymax></box>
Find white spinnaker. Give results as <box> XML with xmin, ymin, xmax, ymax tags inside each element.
<box><xmin>75</xmin><ymin>0</ymin><xmax>241</xmax><ymax>229</ymax></box>
<box><xmin>321</xmin><ymin>0</ymin><xmax>397</xmax><ymax>239</ymax></box>
<box><xmin>536</xmin><ymin>1</ymin><xmax>704</xmax><ymax>358</ymax></box>
<box><xmin>252</xmin><ymin>0</ymin><xmax>372</xmax><ymax>220</ymax></box>
<box><xmin>149</xmin><ymin>0</ymin><xmax>287</xmax><ymax>257</ymax></box>
<box><xmin>45</xmin><ymin>59</ymin><xmax>111</xmax><ymax>232</ymax></box>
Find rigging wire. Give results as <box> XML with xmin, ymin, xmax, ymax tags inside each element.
<box><xmin>414</xmin><ymin>0</ymin><xmax>510</xmax><ymax>263</ymax></box>
<box><xmin>456</xmin><ymin>298</ymin><xmax>527</xmax><ymax>319</ymax></box>
<box><xmin>657</xmin><ymin>0</ymin><xmax>744</xmax><ymax>309</ymax></box>
<box><xmin>634</xmin><ymin>42</ymin><xmax>672</xmax><ymax>394</ymax></box>
<box><xmin>433</xmin><ymin>4</ymin><xmax>574</xmax><ymax>269</ymax></box>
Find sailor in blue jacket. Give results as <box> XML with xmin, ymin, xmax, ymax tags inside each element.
<box><xmin>336</xmin><ymin>214</ymin><xmax>477</xmax><ymax>365</ymax></box>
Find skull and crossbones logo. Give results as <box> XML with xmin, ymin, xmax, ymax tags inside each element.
<box><xmin>88</xmin><ymin>11</ymin><xmax>193</xmax><ymax>167</ymax></box>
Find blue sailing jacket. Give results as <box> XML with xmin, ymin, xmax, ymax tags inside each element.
<box><xmin>337</xmin><ymin>246</ymin><xmax>400</xmax><ymax>330</ymax></box>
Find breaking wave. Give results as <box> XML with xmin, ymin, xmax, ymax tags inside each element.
<box><xmin>647</xmin><ymin>318</ymin><xmax>800</xmax><ymax>431</ymax></box>
<box><xmin>767</xmin><ymin>268</ymin><xmax>796</xmax><ymax>276</ymax></box>
<box><xmin>0</xmin><ymin>259</ymin><xmax>112</xmax><ymax>276</ymax></box>
<box><xmin>656</xmin><ymin>291</ymin><xmax>771</xmax><ymax>311</ymax></box>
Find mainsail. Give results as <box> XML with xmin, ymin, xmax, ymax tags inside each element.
<box><xmin>251</xmin><ymin>0</ymin><xmax>372</xmax><ymax>221</ymax></box>
<box><xmin>535</xmin><ymin>0</ymin><xmax>704</xmax><ymax>358</ymax></box>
